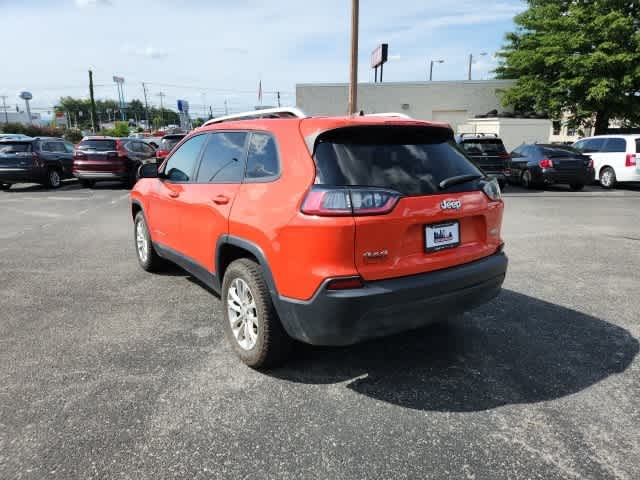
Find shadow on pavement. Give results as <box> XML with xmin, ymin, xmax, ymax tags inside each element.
<box><xmin>271</xmin><ymin>289</ymin><xmax>638</xmax><ymax>412</ymax></box>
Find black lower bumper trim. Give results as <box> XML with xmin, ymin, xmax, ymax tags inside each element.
<box><xmin>277</xmin><ymin>252</ymin><xmax>508</xmax><ymax>345</ymax></box>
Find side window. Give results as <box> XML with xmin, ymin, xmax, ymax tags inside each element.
<box><xmin>573</xmin><ymin>139</ymin><xmax>586</xmax><ymax>152</ymax></box>
<box><xmin>195</xmin><ymin>132</ymin><xmax>247</xmax><ymax>183</ymax></box>
<box><xmin>63</xmin><ymin>142</ymin><xmax>74</xmax><ymax>153</ymax></box>
<box><xmin>583</xmin><ymin>138</ymin><xmax>606</xmax><ymax>153</ymax></box>
<box><xmin>141</xmin><ymin>143</ymin><xmax>155</xmax><ymax>155</ymax></box>
<box><xmin>41</xmin><ymin>142</ymin><xmax>53</xmax><ymax>152</ymax></box>
<box><xmin>163</xmin><ymin>134</ymin><xmax>207</xmax><ymax>182</ymax></box>
<box><xmin>52</xmin><ymin>142</ymin><xmax>66</xmax><ymax>153</ymax></box>
<box><xmin>603</xmin><ymin>138</ymin><xmax>626</xmax><ymax>153</ymax></box>
<box><xmin>245</xmin><ymin>133</ymin><xmax>279</xmax><ymax>180</ymax></box>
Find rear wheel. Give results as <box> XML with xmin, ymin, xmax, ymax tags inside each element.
<box><xmin>134</xmin><ymin>212</ymin><xmax>164</xmax><ymax>272</ymax></box>
<box><xmin>222</xmin><ymin>258</ymin><xmax>292</xmax><ymax>369</ymax></box>
<box><xmin>569</xmin><ymin>183</ymin><xmax>584</xmax><ymax>191</ymax></box>
<box><xmin>599</xmin><ymin>167</ymin><xmax>616</xmax><ymax>189</ymax></box>
<box><xmin>521</xmin><ymin>169</ymin><xmax>534</xmax><ymax>189</ymax></box>
<box><xmin>46</xmin><ymin>169</ymin><xmax>62</xmax><ymax>189</ymax></box>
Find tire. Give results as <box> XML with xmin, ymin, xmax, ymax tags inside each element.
<box><xmin>80</xmin><ymin>180</ymin><xmax>94</xmax><ymax>188</ymax></box>
<box><xmin>521</xmin><ymin>169</ymin><xmax>534</xmax><ymax>189</ymax></box>
<box><xmin>569</xmin><ymin>183</ymin><xmax>584</xmax><ymax>191</ymax></box>
<box><xmin>46</xmin><ymin>168</ymin><xmax>62</xmax><ymax>189</ymax></box>
<box><xmin>133</xmin><ymin>212</ymin><xmax>164</xmax><ymax>272</ymax></box>
<box><xmin>599</xmin><ymin>167</ymin><xmax>616</xmax><ymax>189</ymax></box>
<box><xmin>222</xmin><ymin>258</ymin><xmax>292</xmax><ymax>369</ymax></box>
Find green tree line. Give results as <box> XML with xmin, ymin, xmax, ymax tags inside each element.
<box><xmin>56</xmin><ymin>97</ymin><xmax>180</xmax><ymax>130</ymax></box>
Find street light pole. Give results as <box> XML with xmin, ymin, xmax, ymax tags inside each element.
<box><xmin>429</xmin><ymin>59</ymin><xmax>444</xmax><ymax>81</ymax></box>
<box><xmin>347</xmin><ymin>0</ymin><xmax>359</xmax><ymax>115</ymax></box>
<box><xmin>468</xmin><ymin>52</ymin><xmax>487</xmax><ymax>80</ymax></box>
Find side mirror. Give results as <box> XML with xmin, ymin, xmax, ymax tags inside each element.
<box><xmin>139</xmin><ymin>163</ymin><xmax>158</xmax><ymax>179</ymax></box>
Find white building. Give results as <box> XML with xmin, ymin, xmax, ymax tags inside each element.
<box><xmin>296</xmin><ymin>80</ymin><xmax>517</xmax><ymax>132</ymax></box>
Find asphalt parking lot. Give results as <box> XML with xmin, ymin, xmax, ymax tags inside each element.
<box><xmin>1</xmin><ymin>181</ymin><xmax>639</xmax><ymax>479</ymax></box>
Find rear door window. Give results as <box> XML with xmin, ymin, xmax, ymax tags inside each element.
<box><xmin>78</xmin><ymin>139</ymin><xmax>117</xmax><ymax>151</ymax></box>
<box><xmin>163</xmin><ymin>134</ymin><xmax>207</xmax><ymax>182</ymax></box>
<box><xmin>603</xmin><ymin>138</ymin><xmax>627</xmax><ymax>153</ymax></box>
<box><xmin>195</xmin><ymin>132</ymin><xmax>247</xmax><ymax>183</ymax></box>
<box><xmin>313</xmin><ymin>126</ymin><xmax>482</xmax><ymax>196</ymax></box>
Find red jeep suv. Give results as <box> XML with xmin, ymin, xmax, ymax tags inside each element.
<box><xmin>130</xmin><ymin>114</ymin><xmax>507</xmax><ymax>368</ymax></box>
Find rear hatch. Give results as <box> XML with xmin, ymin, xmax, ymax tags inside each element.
<box><xmin>459</xmin><ymin>137</ymin><xmax>509</xmax><ymax>174</ymax></box>
<box><xmin>541</xmin><ymin>145</ymin><xmax>590</xmax><ymax>172</ymax></box>
<box><xmin>0</xmin><ymin>141</ymin><xmax>34</xmax><ymax>169</ymax></box>
<box><xmin>74</xmin><ymin>139</ymin><xmax>126</xmax><ymax>172</ymax></box>
<box><xmin>309</xmin><ymin>125</ymin><xmax>504</xmax><ymax>281</ymax></box>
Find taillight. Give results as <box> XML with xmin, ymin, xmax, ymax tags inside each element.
<box><xmin>625</xmin><ymin>154</ymin><xmax>637</xmax><ymax>167</ymax></box>
<box><xmin>301</xmin><ymin>187</ymin><xmax>401</xmax><ymax>216</ymax></box>
<box><xmin>326</xmin><ymin>276</ymin><xmax>364</xmax><ymax>290</ymax></box>
<box><xmin>539</xmin><ymin>158</ymin><xmax>553</xmax><ymax>169</ymax></box>
<box><xmin>116</xmin><ymin>141</ymin><xmax>127</xmax><ymax>158</ymax></box>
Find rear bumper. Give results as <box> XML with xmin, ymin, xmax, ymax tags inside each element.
<box><xmin>276</xmin><ymin>251</ymin><xmax>508</xmax><ymax>346</ymax></box>
<box><xmin>0</xmin><ymin>167</ymin><xmax>45</xmax><ymax>184</ymax></box>
<box><xmin>534</xmin><ymin>168</ymin><xmax>594</xmax><ymax>185</ymax></box>
<box><xmin>73</xmin><ymin>171</ymin><xmax>127</xmax><ymax>180</ymax></box>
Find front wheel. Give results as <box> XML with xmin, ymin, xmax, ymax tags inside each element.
<box><xmin>599</xmin><ymin>167</ymin><xmax>616</xmax><ymax>189</ymax></box>
<box><xmin>222</xmin><ymin>259</ymin><xmax>292</xmax><ymax>369</ymax></box>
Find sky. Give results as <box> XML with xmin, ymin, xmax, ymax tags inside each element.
<box><xmin>0</xmin><ymin>0</ymin><xmax>525</xmax><ymax>118</ymax></box>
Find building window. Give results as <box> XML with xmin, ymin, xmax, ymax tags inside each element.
<box><xmin>552</xmin><ymin>121</ymin><xmax>561</xmax><ymax>136</ymax></box>
<box><xmin>566</xmin><ymin>126</ymin><xmax>577</xmax><ymax>137</ymax></box>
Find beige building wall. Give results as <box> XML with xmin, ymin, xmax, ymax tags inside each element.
<box><xmin>296</xmin><ymin>80</ymin><xmax>516</xmax><ymax>130</ymax></box>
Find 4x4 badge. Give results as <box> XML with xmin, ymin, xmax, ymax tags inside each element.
<box><xmin>441</xmin><ymin>200</ymin><xmax>461</xmax><ymax>210</ymax></box>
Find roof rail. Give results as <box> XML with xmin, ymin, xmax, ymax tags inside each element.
<box><xmin>202</xmin><ymin>107</ymin><xmax>308</xmax><ymax>126</ymax></box>
<box><xmin>364</xmin><ymin>112</ymin><xmax>413</xmax><ymax>119</ymax></box>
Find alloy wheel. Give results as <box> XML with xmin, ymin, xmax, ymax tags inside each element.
<box><xmin>227</xmin><ymin>278</ymin><xmax>259</xmax><ymax>351</ymax></box>
<box><xmin>135</xmin><ymin>219</ymin><xmax>148</xmax><ymax>262</ymax></box>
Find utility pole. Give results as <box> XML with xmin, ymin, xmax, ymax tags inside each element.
<box><xmin>142</xmin><ymin>82</ymin><xmax>150</xmax><ymax>130</ymax></box>
<box><xmin>88</xmin><ymin>70</ymin><xmax>98</xmax><ymax>133</ymax></box>
<box><xmin>157</xmin><ymin>92</ymin><xmax>165</xmax><ymax>128</ymax></box>
<box><xmin>0</xmin><ymin>95</ymin><xmax>8</xmax><ymax>124</ymax></box>
<box><xmin>277</xmin><ymin>91</ymin><xmax>281</xmax><ymax>107</ymax></box>
<box><xmin>209</xmin><ymin>106</ymin><xmax>213</xmax><ymax>119</ymax></box>
<box><xmin>224</xmin><ymin>100</ymin><xmax>228</xmax><ymax>115</ymax></box>
<box><xmin>347</xmin><ymin>0</ymin><xmax>359</xmax><ymax>115</ymax></box>
<box><xmin>468</xmin><ymin>52</ymin><xmax>487</xmax><ymax>80</ymax></box>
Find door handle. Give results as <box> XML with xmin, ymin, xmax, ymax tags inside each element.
<box><xmin>168</xmin><ymin>190</ymin><xmax>180</xmax><ymax>198</ymax></box>
<box><xmin>212</xmin><ymin>195</ymin><xmax>230</xmax><ymax>205</ymax></box>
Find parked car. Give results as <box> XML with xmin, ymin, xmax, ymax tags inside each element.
<box><xmin>454</xmin><ymin>133</ymin><xmax>510</xmax><ymax>188</ymax></box>
<box><xmin>155</xmin><ymin>133</ymin><xmax>186</xmax><ymax>163</ymax></box>
<box><xmin>572</xmin><ymin>135</ymin><xmax>640</xmax><ymax>188</ymax></box>
<box><xmin>0</xmin><ymin>133</ymin><xmax>32</xmax><ymax>141</ymax></box>
<box><xmin>0</xmin><ymin>137</ymin><xmax>75</xmax><ymax>190</ymax></box>
<box><xmin>509</xmin><ymin>143</ymin><xmax>595</xmax><ymax>190</ymax></box>
<box><xmin>73</xmin><ymin>136</ymin><xmax>156</xmax><ymax>188</ymax></box>
<box><xmin>131</xmin><ymin>112</ymin><xmax>508</xmax><ymax>368</ymax></box>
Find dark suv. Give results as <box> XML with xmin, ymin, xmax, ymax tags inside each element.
<box><xmin>73</xmin><ymin>137</ymin><xmax>156</xmax><ymax>188</ymax></box>
<box><xmin>0</xmin><ymin>137</ymin><xmax>75</xmax><ymax>190</ymax></box>
<box><xmin>455</xmin><ymin>134</ymin><xmax>510</xmax><ymax>188</ymax></box>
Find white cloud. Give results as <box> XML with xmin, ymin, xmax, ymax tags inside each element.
<box><xmin>75</xmin><ymin>0</ymin><xmax>111</xmax><ymax>7</ymax></box>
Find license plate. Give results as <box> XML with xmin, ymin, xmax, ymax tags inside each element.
<box><xmin>425</xmin><ymin>221</ymin><xmax>460</xmax><ymax>252</ymax></box>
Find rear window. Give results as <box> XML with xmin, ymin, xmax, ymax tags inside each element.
<box><xmin>460</xmin><ymin>139</ymin><xmax>507</xmax><ymax>155</ymax></box>
<box><xmin>542</xmin><ymin>146</ymin><xmax>582</xmax><ymax>158</ymax></box>
<box><xmin>160</xmin><ymin>136</ymin><xmax>184</xmax><ymax>151</ymax></box>
<box><xmin>313</xmin><ymin>126</ymin><xmax>482</xmax><ymax>196</ymax></box>
<box><xmin>78</xmin><ymin>139</ymin><xmax>117</xmax><ymax>151</ymax></box>
<box><xmin>0</xmin><ymin>142</ymin><xmax>32</xmax><ymax>153</ymax></box>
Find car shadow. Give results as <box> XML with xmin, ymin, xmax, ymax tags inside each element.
<box><xmin>269</xmin><ymin>289</ymin><xmax>638</xmax><ymax>412</ymax></box>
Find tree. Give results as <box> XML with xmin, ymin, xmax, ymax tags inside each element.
<box><xmin>495</xmin><ymin>0</ymin><xmax>640</xmax><ymax>134</ymax></box>
<box><xmin>128</xmin><ymin>99</ymin><xmax>145</xmax><ymax>122</ymax></box>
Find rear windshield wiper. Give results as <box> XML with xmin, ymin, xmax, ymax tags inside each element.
<box><xmin>439</xmin><ymin>174</ymin><xmax>482</xmax><ymax>190</ymax></box>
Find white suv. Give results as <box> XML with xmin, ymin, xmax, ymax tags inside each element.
<box><xmin>573</xmin><ymin>135</ymin><xmax>640</xmax><ymax>188</ymax></box>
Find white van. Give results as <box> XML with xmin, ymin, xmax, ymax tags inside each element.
<box><xmin>573</xmin><ymin>135</ymin><xmax>640</xmax><ymax>188</ymax></box>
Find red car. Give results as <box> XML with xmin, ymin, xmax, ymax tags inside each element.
<box><xmin>73</xmin><ymin>136</ymin><xmax>156</xmax><ymax>188</ymax></box>
<box><xmin>131</xmin><ymin>113</ymin><xmax>507</xmax><ymax>368</ymax></box>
